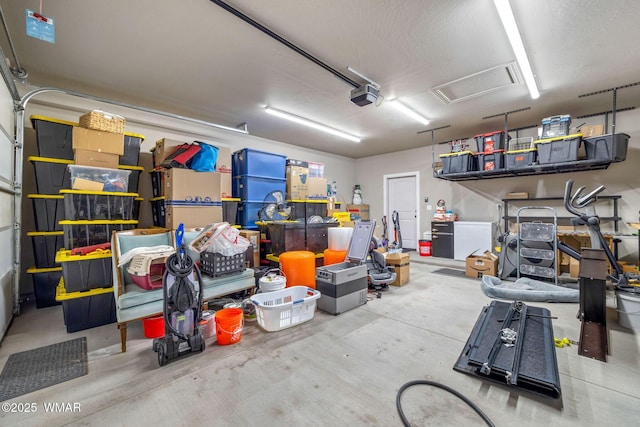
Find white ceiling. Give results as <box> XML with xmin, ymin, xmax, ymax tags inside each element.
<box><xmin>1</xmin><ymin>0</ymin><xmax>639</xmax><ymax>158</ymax></box>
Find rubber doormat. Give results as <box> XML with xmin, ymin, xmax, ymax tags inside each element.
<box><xmin>0</xmin><ymin>337</ymin><xmax>88</xmax><ymax>401</ymax></box>
<box><xmin>432</xmin><ymin>267</ymin><xmax>466</xmax><ymax>277</ymax></box>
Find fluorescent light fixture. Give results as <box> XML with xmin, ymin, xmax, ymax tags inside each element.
<box><xmin>388</xmin><ymin>99</ymin><xmax>430</xmax><ymax>125</ymax></box>
<box><xmin>494</xmin><ymin>0</ymin><xmax>540</xmax><ymax>99</ymax></box>
<box><xmin>264</xmin><ymin>106</ymin><xmax>361</xmax><ymax>143</ymax></box>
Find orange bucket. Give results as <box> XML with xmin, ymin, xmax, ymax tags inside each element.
<box><xmin>142</xmin><ymin>314</ymin><xmax>165</xmax><ymax>339</ymax></box>
<box><xmin>215</xmin><ymin>308</ymin><xmax>244</xmax><ymax>345</ymax></box>
<box><xmin>279</xmin><ymin>250</ymin><xmax>316</xmax><ymax>288</ymax></box>
<box><xmin>324</xmin><ymin>249</ymin><xmax>347</xmax><ymax>265</ymax></box>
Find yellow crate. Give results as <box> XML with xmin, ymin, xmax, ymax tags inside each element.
<box><xmin>79</xmin><ymin>110</ymin><xmax>125</xmax><ymax>134</ymax></box>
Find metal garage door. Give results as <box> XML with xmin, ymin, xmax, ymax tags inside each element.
<box><xmin>0</xmin><ymin>54</ymin><xmax>21</xmax><ymax>338</ymax></box>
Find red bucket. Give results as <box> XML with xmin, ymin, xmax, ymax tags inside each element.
<box><xmin>142</xmin><ymin>314</ymin><xmax>165</xmax><ymax>339</ymax></box>
<box><xmin>418</xmin><ymin>240</ymin><xmax>432</xmax><ymax>257</ymax></box>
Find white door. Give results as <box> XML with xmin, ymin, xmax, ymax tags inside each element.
<box><xmin>385</xmin><ymin>174</ymin><xmax>418</xmax><ymax>250</ymax></box>
<box><xmin>0</xmin><ymin>64</ymin><xmax>19</xmax><ymax>339</ymax></box>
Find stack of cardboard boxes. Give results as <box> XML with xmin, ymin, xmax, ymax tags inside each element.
<box><xmin>286</xmin><ymin>159</ymin><xmax>327</xmax><ymax>201</ymax></box>
<box><xmin>150</xmin><ymin>138</ymin><xmax>233</xmax><ymax>229</ymax></box>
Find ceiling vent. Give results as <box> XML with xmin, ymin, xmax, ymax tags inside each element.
<box><xmin>431</xmin><ymin>62</ymin><xmax>523</xmax><ymax>104</ymax></box>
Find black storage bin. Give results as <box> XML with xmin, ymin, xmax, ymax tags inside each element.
<box><xmin>28</xmin><ymin>231</ymin><xmax>64</xmax><ymax>269</ymax></box>
<box><xmin>120</xmin><ymin>133</ymin><xmax>144</xmax><ymax>166</ymax></box>
<box><xmin>119</xmin><ymin>165</ymin><xmax>143</xmax><ymax>194</ymax></box>
<box><xmin>306</xmin><ymin>222</ymin><xmax>338</xmax><ymax>254</ymax></box>
<box><xmin>56</xmin><ymin>249</ymin><xmax>113</xmax><ymax>292</ymax></box>
<box><xmin>56</xmin><ymin>279</ymin><xmax>116</xmax><ymax>333</ymax></box>
<box><xmin>30</xmin><ymin>115</ymin><xmax>75</xmax><ymax>159</ymax></box>
<box><xmin>132</xmin><ymin>197</ymin><xmax>142</xmax><ymax>219</ymax></box>
<box><xmin>28</xmin><ymin>194</ymin><xmax>64</xmax><ymax>232</ymax></box>
<box><xmin>505</xmin><ymin>149</ymin><xmax>537</xmax><ymax>169</ymax></box>
<box><xmin>535</xmin><ymin>134</ymin><xmax>581</xmax><ymax>164</ymax></box>
<box><xmin>150</xmin><ymin>169</ymin><xmax>164</xmax><ymax>197</ymax></box>
<box><xmin>477</xmin><ymin>150</ymin><xmax>505</xmax><ymax>171</ymax></box>
<box><xmin>584</xmin><ymin>133</ymin><xmax>629</xmax><ymax>162</ymax></box>
<box><xmin>268</xmin><ymin>222</ymin><xmax>306</xmax><ymax>255</ymax></box>
<box><xmin>26</xmin><ymin>267</ymin><xmax>62</xmax><ymax>308</ymax></box>
<box><xmin>150</xmin><ymin>197</ymin><xmax>166</xmax><ymax>227</ymax></box>
<box><xmin>289</xmin><ymin>200</ymin><xmax>329</xmax><ymax>221</ymax></box>
<box><xmin>61</xmin><ymin>220</ymin><xmax>138</xmax><ymax>249</ymax></box>
<box><xmin>439</xmin><ymin>151</ymin><xmax>477</xmax><ymax>174</ymax></box>
<box><xmin>61</xmin><ymin>190</ymin><xmax>137</xmax><ymax>220</ymax></box>
<box><xmin>222</xmin><ymin>198</ymin><xmax>240</xmax><ymax>225</ymax></box>
<box><xmin>29</xmin><ymin>156</ymin><xmax>72</xmax><ymax>194</ymax></box>
<box><xmin>474</xmin><ymin>131</ymin><xmax>507</xmax><ymax>152</ymax></box>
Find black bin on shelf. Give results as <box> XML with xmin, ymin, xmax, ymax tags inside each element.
<box><xmin>120</xmin><ymin>133</ymin><xmax>144</xmax><ymax>166</ymax></box>
<box><xmin>30</xmin><ymin>115</ymin><xmax>75</xmax><ymax>159</ymax></box>
<box><xmin>29</xmin><ymin>156</ymin><xmax>72</xmax><ymax>194</ymax></box>
<box><xmin>56</xmin><ymin>279</ymin><xmax>116</xmax><ymax>333</ymax></box>
<box><xmin>477</xmin><ymin>150</ymin><xmax>505</xmax><ymax>171</ymax></box>
<box><xmin>27</xmin><ymin>231</ymin><xmax>64</xmax><ymax>269</ymax></box>
<box><xmin>583</xmin><ymin>133</ymin><xmax>629</xmax><ymax>162</ymax></box>
<box><xmin>28</xmin><ymin>194</ymin><xmax>64</xmax><ymax>231</ymax></box>
<box><xmin>26</xmin><ymin>267</ymin><xmax>62</xmax><ymax>308</ymax></box>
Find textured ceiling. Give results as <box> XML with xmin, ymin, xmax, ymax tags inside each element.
<box><xmin>1</xmin><ymin>0</ymin><xmax>639</xmax><ymax>158</ymax></box>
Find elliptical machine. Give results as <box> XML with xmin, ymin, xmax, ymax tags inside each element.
<box><xmin>154</xmin><ymin>225</ymin><xmax>205</xmax><ymax>366</ymax></box>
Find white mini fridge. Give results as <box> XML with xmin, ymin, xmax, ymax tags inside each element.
<box><xmin>453</xmin><ymin>221</ymin><xmax>496</xmax><ymax>261</ymax></box>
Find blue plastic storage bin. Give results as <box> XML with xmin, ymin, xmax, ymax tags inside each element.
<box><xmin>233</xmin><ymin>175</ymin><xmax>286</xmax><ymax>201</ymax></box>
<box><xmin>232</xmin><ymin>149</ymin><xmax>286</xmax><ymax>179</ymax></box>
<box><xmin>237</xmin><ymin>201</ymin><xmax>264</xmax><ymax>227</ymax></box>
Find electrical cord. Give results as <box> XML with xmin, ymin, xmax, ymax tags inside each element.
<box><xmin>396</xmin><ymin>380</ymin><xmax>495</xmax><ymax>427</ymax></box>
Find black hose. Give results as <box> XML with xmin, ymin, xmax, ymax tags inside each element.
<box><xmin>396</xmin><ymin>380</ymin><xmax>495</xmax><ymax>427</ymax></box>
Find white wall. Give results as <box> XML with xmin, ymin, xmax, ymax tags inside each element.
<box><xmin>356</xmin><ymin>109</ymin><xmax>640</xmax><ymax>262</ymax></box>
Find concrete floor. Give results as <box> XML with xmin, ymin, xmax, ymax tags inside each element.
<box><xmin>1</xmin><ymin>254</ymin><xmax>639</xmax><ymax>426</ymax></box>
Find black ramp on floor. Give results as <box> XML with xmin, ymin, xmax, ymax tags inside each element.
<box><xmin>454</xmin><ymin>301</ymin><xmax>562</xmax><ymax>400</ymax></box>
<box><xmin>0</xmin><ymin>337</ymin><xmax>88</xmax><ymax>402</ymax></box>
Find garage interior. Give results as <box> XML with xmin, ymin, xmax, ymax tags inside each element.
<box><xmin>0</xmin><ymin>1</ymin><xmax>639</xmax><ymax>425</ymax></box>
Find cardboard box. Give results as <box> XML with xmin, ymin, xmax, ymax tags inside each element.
<box><xmin>286</xmin><ymin>160</ymin><xmax>309</xmax><ymax>200</ymax></box>
<box><xmin>465</xmin><ymin>250</ymin><xmax>499</xmax><ymax>278</ymax></box>
<box><xmin>506</xmin><ymin>192</ymin><xmax>529</xmax><ymax>199</ymax></box>
<box><xmin>165</xmin><ymin>205</ymin><xmax>222</xmax><ymax>229</ymax></box>
<box><xmin>386</xmin><ymin>252</ymin><xmax>410</xmax><ymax>286</ymax></box>
<box><xmin>580</xmin><ymin>125</ymin><xmax>605</xmax><ymax>138</ymax></box>
<box><xmin>72</xmin><ymin>177</ymin><xmax>105</xmax><ymax>191</ymax></box>
<box><xmin>74</xmin><ymin>149</ymin><xmax>119</xmax><ymax>169</ymax></box>
<box><xmin>346</xmin><ymin>204</ymin><xmax>370</xmax><ymax>220</ymax></box>
<box><xmin>154</xmin><ymin>138</ymin><xmax>186</xmax><ymax>167</ymax></box>
<box><xmin>239</xmin><ymin>229</ymin><xmax>260</xmax><ymax>267</ymax></box>
<box><xmin>215</xmin><ymin>146</ymin><xmax>232</xmax><ymax>174</ymax></box>
<box><xmin>306</xmin><ymin>177</ymin><xmax>327</xmax><ymax>200</ymax></box>
<box><xmin>220</xmin><ymin>170</ymin><xmax>232</xmax><ymax>199</ymax></box>
<box><xmin>72</xmin><ymin>127</ymin><xmax>124</xmax><ymax>155</ymax></box>
<box><xmin>164</xmin><ymin>168</ymin><xmax>221</xmax><ymax>202</ymax></box>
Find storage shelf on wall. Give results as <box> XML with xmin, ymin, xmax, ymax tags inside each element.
<box><xmin>435</xmin><ymin>158</ymin><xmax>618</xmax><ymax>181</ymax></box>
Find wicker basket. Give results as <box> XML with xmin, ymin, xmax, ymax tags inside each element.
<box><xmin>79</xmin><ymin>110</ymin><xmax>126</xmax><ymax>134</ymax></box>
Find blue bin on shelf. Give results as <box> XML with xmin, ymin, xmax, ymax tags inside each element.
<box><xmin>237</xmin><ymin>201</ymin><xmax>265</xmax><ymax>228</ymax></box>
<box><xmin>233</xmin><ymin>175</ymin><xmax>286</xmax><ymax>201</ymax></box>
<box><xmin>232</xmin><ymin>149</ymin><xmax>286</xmax><ymax>179</ymax></box>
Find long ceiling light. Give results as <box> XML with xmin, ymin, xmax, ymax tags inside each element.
<box><xmin>388</xmin><ymin>99</ymin><xmax>430</xmax><ymax>126</ymax></box>
<box><xmin>265</xmin><ymin>107</ymin><xmax>362</xmax><ymax>143</ymax></box>
<box><xmin>493</xmin><ymin>0</ymin><xmax>540</xmax><ymax>100</ymax></box>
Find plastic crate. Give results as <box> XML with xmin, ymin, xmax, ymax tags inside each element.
<box><xmin>474</xmin><ymin>131</ymin><xmax>507</xmax><ymax>152</ymax></box>
<box><xmin>61</xmin><ymin>190</ymin><xmax>137</xmax><ymax>220</ymax></box>
<box><xmin>541</xmin><ymin>115</ymin><xmax>571</xmax><ymax>138</ymax></box>
<box><xmin>30</xmin><ymin>116</ymin><xmax>76</xmax><ymax>159</ymax></box>
<box><xmin>69</xmin><ymin>165</ymin><xmax>131</xmax><ymax>192</ymax></box>
<box><xmin>232</xmin><ymin>175</ymin><xmax>287</xmax><ymax>201</ymax></box>
<box><xmin>477</xmin><ymin>150</ymin><xmax>505</xmax><ymax>171</ymax></box>
<box><xmin>26</xmin><ymin>267</ymin><xmax>62</xmax><ymax>308</ymax></box>
<box><xmin>132</xmin><ymin>197</ymin><xmax>142</xmax><ymax>219</ymax></box>
<box><xmin>505</xmin><ymin>149</ymin><xmax>537</xmax><ymax>169</ymax></box>
<box><xmin>439</xmin><ymin>151</ymin><xmax>477</xmax><ymax>174</ymax></box>
<box><xmin>200</xmin><ymin>251</ymin><xmax>246</xmax><ymax>277</ymax></box>
<box><xmin>251</xmin><ymin>286</ymin><xmax>321</xmax><ymax>332</ymax></box>
<box><xmin>61</xmin><ymin>220</ymin><xmax>138</xmax><ymax>249</ymax></box>
<box><xmin>55</xmin><ymin>278</ymin><xmax>116</xmax><ymax>333</ymax></box>
<box><xmin>118</xmin><ymin>133</ymin><xmax>144</xmax><ymax>166</ymax></box>
<box><xmin>120</xmin><ymin>165</ymin><xmax>143</xmax><ymax>193</ymax></box>
<box><xmin>150</xmin><ymin>197</ymin><xmax>166</xmax><ymax>227</ymax></box>
<box><xmin>56</xmin><ymin>249</ymin><xmax>113</xmax><ymax>292</ymax></box>
<box><xmin>237</xmin><ymin>202</ymin><xmax>264</xmax><ymax>227</ymax></box>
<box><xmin>150</xmin><ymin>168</ymin><xmax>164</xmax><ymax>197</ymax></box>
<box><xmin>222</xmin><ymin>198</ymin><xmax>240</xmax><ymax>225</ymax></box>
<box><xmin>28</xmin><ymin>194</ymin><xmax>64</xmax><ymax>232</ymax></box>
<box><xmin>508</xmin><ymin>137</ymin><xmax>535</xmax><ymax>151</ymax></box>
<box><xmin>232</xmin><ymin>148</ymin><xmax>287</xmax><ymax>179</ymax></box>
<box><xmin>29</xmin><ymin>156</ymin><xmax>72</xmax><ymax>194</ymax></box>
<box><xmin>27</xmin><ymin>231</ymin><xmax>64</xmax><ymax>269</ymax></box>
<box><xmin>583</xmin><ymin>133</ymin><xmax>629</xmax><ymax>162</ymax></box>
<box><xmin>268</xmin><ymin>221</ymin><xmax>307</xmax><ymax>256</ymax></box>
<box><xmin>534</xmin><ymin>133</ymin><xmax>582</xmax><ymax>164</ymax></box>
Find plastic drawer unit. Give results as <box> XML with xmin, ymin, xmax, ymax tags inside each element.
<box><xmin>61</xmin><ymin>189</ymin><xmax>138</xmax><ymax>220</ymax></box>
<box><xmin>28</xmin><ymin>194</ymin><xmax>64</xmax><ymax>232</ymax></box>
<box><xmin>56</xmin><ymin>249</ymin><xmax>113</xmax><ymax>293</ymax></box>
<box><xmin>26</xmin><ymin>266</ymin><xmax>62</xmax><ymax>308</ymax></box>
<box><xmin>56</xmin><ymin>279</ymin><xmax>116</xmax><ymax>333</ymax></box>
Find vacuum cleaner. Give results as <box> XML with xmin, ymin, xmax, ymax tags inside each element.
<box><xmin>154</xmin><ymin>225</ymin><xmax>205</xmax><ymax>366</ymax></box>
